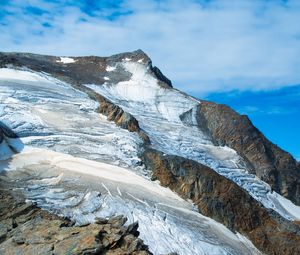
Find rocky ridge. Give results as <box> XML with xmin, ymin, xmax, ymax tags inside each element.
<box><xmin>0</xmin><ymin>178</ymin><xmax>151</xmax><ymax>255</ymax></box>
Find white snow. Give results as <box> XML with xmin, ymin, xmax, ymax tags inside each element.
<box><xmin>269</xmin><ymin>192</ymin><xmax>300</xmax><ymax>220</ymax></box>
<box><xmin>87</xmin><ymin>62</ymin><xmax>200</xmax><ymax>123</ymax></box>
<box><xmin>0</xmin><ymin>68</ymin><xmax>50</xmax><ymax>82</ymax></box>
<box><xmin>103</xmin><ymin>76</ymin><xmax>110</xmax><ymax>81</ymax></box>
<box><xmin>106</xmin><ymin>65</ymin><xmax>116</xmax><ymax>72</ymax></box>
<box><xmin>9</xmin><ymin>148</ymin><xmax>182</xmax><ymax>201</ymax></box>
<box><xmin>56</xmin><ymin>57</ymin><xmax>76</xmax><ymax>64</ymax></box>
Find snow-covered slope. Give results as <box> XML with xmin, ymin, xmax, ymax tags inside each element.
<box><xmin>0</xmin><ymin>68</ymin><xmax>144</xmax><ymax>172</ymax></box>
<box><xmin>86</xmin><ymin>60</ymin><xmax>300</xmax><ymax>221</ymax></box>
<box><xmin>1</xmin><ymin>51</ymin><xmax>300</xmax><ymax>254</ymax></box>
<box><xmin>0</xmin><ymin>67</ymin><xmax>263</xmax><ymax>254</ymax></box>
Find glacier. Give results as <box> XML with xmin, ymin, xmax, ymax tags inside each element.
<box><xmin>0</xmin><ymin>67</ymin><xmax>266</xmax><ymax>254</ymax></box>
<box><xmin>85</xmin><ymin>60</ymin><xmax>300</xmax><ymax>221</ymax></box>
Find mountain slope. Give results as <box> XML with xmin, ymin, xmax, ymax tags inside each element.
<box><xmin>198</xmin><ymin>101</ymin><xmax>300</xmax><ymax>205</ymax></box>
<box><xmin>1</xmin><ymin>50</ymin><xmax>298</xmax><ymax>206</ymax></box>
<box><xmin>0</xmin><ymin>50</ymin><xmax>299</xmax><ymax>255</ymax></box>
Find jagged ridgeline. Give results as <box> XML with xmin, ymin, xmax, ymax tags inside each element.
<box><xmin>0</xmin><ymin>50</ymin><xmax>299</xmax><ymax>255</ymax></box>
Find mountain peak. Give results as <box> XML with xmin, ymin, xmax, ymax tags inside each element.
<box><xmin>0</xmin><ymin>50</ymin><xmax>299</xmax><ymax>255</ymax></box>
<box><xmin>0</xmin><ymin>49</ymin><xmax>172</xmax><ymax>88</ymax></box>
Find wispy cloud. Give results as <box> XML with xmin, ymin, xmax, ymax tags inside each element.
<box><xmin>238</xmin><ymin>105</ymin><xmax>294</xmax><ymax>116</ymax></box>
<box><xmin>1</xmin><ymin>0</ymin><xmax>300</xmax><ymax>95</ymax></box>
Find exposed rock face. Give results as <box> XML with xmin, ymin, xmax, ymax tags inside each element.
<box><xmin>197</xmin><ymin>101</ymin><xmax>300</xmax><ymax>205</ymax></box>
<box><xmin>142</xmin><ymin>148</ymin><xmax>300</xmax><ymax>255</ymax></box>
<box><xmin>0</xmin><ymin>180</ymin><xmax>151</xmax><ymax>255</ymax></box>
<box><xmin>92</xmin><ymin>92</ymin><xmax>150</xmax><ymax>143</ymax></box>
<box><xmin>150</xmin><ymin>66</ymin><xmax>172</xmax><ymax>88</ymax></box>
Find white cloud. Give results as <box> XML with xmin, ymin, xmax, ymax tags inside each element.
<box><xmin>1</xmin><ymin>0</ymin><xmax>300</xmax><ymax>95</ymax></box>
<box><xmin>238</xmin><ymin>105</ymin><xmax>294</xmax><ymax>116</ymax></box>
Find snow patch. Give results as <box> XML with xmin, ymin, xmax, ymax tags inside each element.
<box><xmin>57</xmin><ymin>57</ymin><xmax>76</xmax><ymax>64</ymax></box>
<box><xmin>0</xmin><ymin>68</ymin><xmax>50</xmax><ymax>82</ymax></box>
<box><xmin>106</xmin><ymin>66</ymin><xmax>116</xmax><ymax>72</ymax></box>
<box><xmin>269</xmin><ymin>192</ymin><xmax>300</xmax><ymax>220</ymax></box>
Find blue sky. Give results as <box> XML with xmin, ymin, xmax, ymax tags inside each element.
<box><xmin>1</xmin><ymin>0</ymin><xmax>300</xmax><ymax>159</ymax></box>
<box><xmin>203</xmin><ymin>85</ymin><xmax>300</xmax><ymax>160</ymax></box>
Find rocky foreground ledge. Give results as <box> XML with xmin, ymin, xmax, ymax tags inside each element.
<box><xmin>0</xmin><ymin>179</ymin><xmax>152</xmax><ymax>255</ymax></box>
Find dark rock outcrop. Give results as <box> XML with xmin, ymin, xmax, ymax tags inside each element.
<box><xmin>150</xmin><ymin>66</ymin><xmax>172</xmax><ymax>88</ymax></box>
<box><xmin>197</xmin><ymin>100</ymin><xmax>300</xmax><ymax>205</ymax></box>
<box><xmin>142</xmin><ymin>148</ymin><xmax>300</xmax><ymax>255</ymax></box>
<box><xmin>0</xmin><ymin>179</ymin><xmax>151</xmax><ymax>255</ymax></box>
<box><xmin>93</xmin><ymin>93</ymin><xmax>150</xmax><ymax>143</ymax></box>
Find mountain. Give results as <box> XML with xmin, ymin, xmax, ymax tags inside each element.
<box><xmin>0</xmin><ymin>50</ymin><xmax>299</xmax><ymax>255</ymax></box>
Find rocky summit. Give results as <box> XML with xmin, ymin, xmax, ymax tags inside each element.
<box><xmin>0</xmin><ymin>50</ymin><xmax>299</xmax><ymax>255</ymax></box>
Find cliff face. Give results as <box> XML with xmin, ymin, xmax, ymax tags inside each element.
<box><xmin>92</xmin><ymin>92</ymin><xmax>150</xmax><ymax>143</ymax></box>
<box><xmin>142</xmin><ymin>148</ymin><xmax>300</xmax><ymax>255</ymax></box>
<box><xmin>197</xmin><ymin>101</ymin><xmax>300</xmax><ymax>205</ymax></box>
